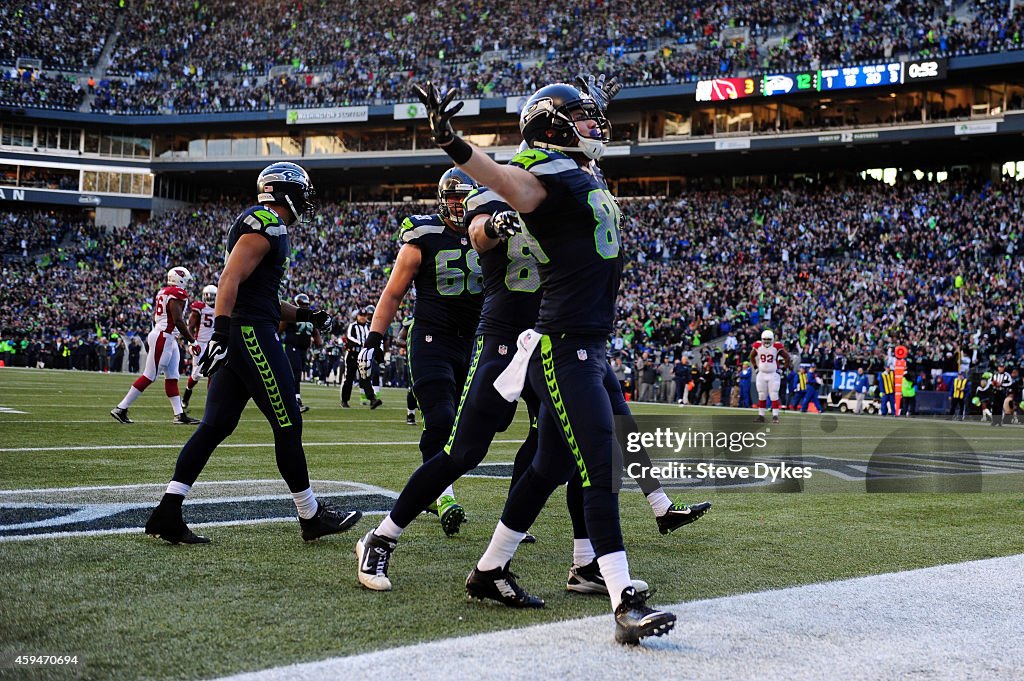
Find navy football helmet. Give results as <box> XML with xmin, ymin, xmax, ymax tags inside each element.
<box><xmin>436</xmin><ymin>167</ymin><xmax>477</xmax><ymax>230</ymax></box>
<box><xmin>519</xmin><ymin>83</ymin><xmax>611</xmax><ymax>160</ymax></box>
<box><xmin>294</xmin><ymin>293</ymin><xmax>310</xmax><ymax>308</ymax></box>
<box><xmin>256</xmin><ymin>162</ymin><xmax>316</xmax><ymax>224</ymax></box>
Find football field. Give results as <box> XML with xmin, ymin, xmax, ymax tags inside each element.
<box><xmin>1</xmin><ymin>367</ymin><xmax>1022</xmax><ymax>680</ymax></box>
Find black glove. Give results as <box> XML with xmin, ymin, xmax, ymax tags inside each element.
<box><xmin>576</xmin><ymin>73</ymin><xmax>622</xmax><ymax>113</ymax></box>
<box><xmin>199</xmin><ymin>315</ymin><xmax>230</xmax><ymax>377</ymax></box>
<box><xmin>411</xmin><ymin>81</ymin><xmax>463</xmax><ymax>146</ymax></box>
<box><xmin>358</xmin><ymin>331</ymin><xmax>385</xmax><ymax>380</ymax></box>
<box><xmin>483</xmin><ymin>211</ymin><xmax>522</xmax><ymax>241</ymax></box>
<box><xmin>297</xmin><ymin>307</ymin><xmax>333</xmax><ymax>334</ymax></box>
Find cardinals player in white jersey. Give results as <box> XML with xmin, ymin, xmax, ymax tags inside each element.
<box><xmin>111</xmin><ymin>267</ymin><xmax>202</xmax><ymax>425</ymax></box>
<box><xmin>750</xmin><ymin>329</ymin><xmax>792</xmax><ymax>424</ymax></box>
<box><xmin>181</xmin><ymin>284</ymin><xmax>218</xmax><ymax>412</ymax></box>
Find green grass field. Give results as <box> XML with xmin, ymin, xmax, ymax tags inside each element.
<box><xmin>1</xmin><ymin>368</ymin><xmax>1022</xmax><ymax>680</ymax></box>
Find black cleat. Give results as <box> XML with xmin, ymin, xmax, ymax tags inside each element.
<box><xmin>370</xmin><ymin>398</ymin><xmax>383</xmax><ymax>410</ymax></box>
<box><xmin>771</xmin><ymin>415</ymin><xmax>780</xmax><ymax>424</ymax></box>
<box><xmin>298</xmin><ymin>401</ymin><xmax>310</xmax><ymax>414</ymax></box>
<box><xmin>405</xmin><ymin>413</ymin><xmax>417</xmax><ymax>426</ymax></box>
<box><xmin>172</xmin><ymin>413</ymin><xmax>201</xmax><ymax>425</ymax></box>
<box><xmin>466</xmin><ymin>561</ymin><xmax>545</xmax><ymax>608</ymax></box>
<box><xmin>356</xmin><ymin>530</ymin><xmax>397</xmax><ymax>591</ymax></box>
<box><xmin>614</xmin><ymin>586</ymin><xmax>676</xmax><ymax>645</ymax></box>
<box><xmin>566</xmin><ymin>560</ymin><xmax>649</xmax><ymax>595</ymax></box>
<box><xmin>754</xmin><ymin>415</ymin><xmax>766</xmax><ymax>423</ymax></box>
<box><xmin>299</xmin><ymin>499</ymin><xmax>362</xmax><ymax>541</ymax></box>
<box><xmin>341</xmin><ymin>400</ymin><xmax>351</xmax><ymax>408</ymax></box>
<box><xmin>110</xmin><ymin>407</ymin><xmax>133</xmax><ymax>424</ymax></box>
<box><xmin>144</xmin><ymin>503</ymin><xmax>210</xmax><ymax>545</ymax></box>
<box><xmin>521</xmin><ymin>532</ymin><xmax>537</xmax><ymax>544</ymax></box>
<box><xmin>656</xmin><ymin>500</ymin><xmax>711</xmax><ymax>534</ymax></box>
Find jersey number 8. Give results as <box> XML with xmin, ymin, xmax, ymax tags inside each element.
<box><xmin>436</xmin><ymin>249</ymin><xmax>483</xmax><ymax>296</ymax></box>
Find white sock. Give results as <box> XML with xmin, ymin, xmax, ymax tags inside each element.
<box><xmin>477</xmin><ymin>521</ymin><xmax>526</xmax><ymax>571</ymax></box>
<box><xmin>118</xmin><ymin>386</ymin><xmax>143</xmax><ymax>409</ymax></box>
<box><xmin>647</xmin><ymin>489</ymin><xmax>673</xmax><ymax>517</ymax></box>
<box><xmin>573</xmin><ymin>538</ymin><xmax>596</xmax><ymax>567</ymax></box>
<box><xmin>376</xmin><ymin>513</ymin><xmax>404</xmax><ymax>540</ymax></box>
<box><xmin>597</xmin><ymin>551</ymin><xmax>632</xmax><ymax>612</ymax></box>
<box><xmin>437</xmin><ymin>485</ymin><xmax>455</xmax><ymax>504</ymax></box>
<box><xmin>758</xmin><ymin>406</ymin><xmax>765</xmax><ymax>416</ymax></box>
<box><xmin>292</xmin><ymin>487</ymin><xmax>318</xmax><ymax>519</ymax></box>
<box><xmin>295</xmin><ymin>393</ymin><xmax>301</xmax><ymax>402</ymax></box>
<box><xmin>772</xmin><ymin>407</ymin><xmax>780</xmax><ymax>417</ymax></box>
<box><xmin>407</xmin><ymin>409</ymin><xmax>415</xmax><ymax>416</ymax></box>
<box><xmin>165</xmin><ymin>481</ymin><xmax>191</xmax><ymax>497</ymax></box>
<box><xmin>170</xmin><ymin>395</ymin><xmax>183</xmax><ymax>415</ymax></box>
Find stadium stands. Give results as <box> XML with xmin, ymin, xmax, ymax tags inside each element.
<box><xmin>1</xmin><ymin>0</ymin><xmax>1020</xmax><ymax>113</ymax></box>
<box><xmin>3</xmin><ymin>179</ymin><xmax>1022</xmax><ymax>376</ymax></box>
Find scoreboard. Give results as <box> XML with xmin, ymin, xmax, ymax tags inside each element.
<box><xmin>695</xmin><ymin>58</ymin><xmax>947</xmax><ymax>102</ymax></box>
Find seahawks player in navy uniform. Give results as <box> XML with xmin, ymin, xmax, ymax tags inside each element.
<box><xmin>143</xmin><ymin>162</ymin><xmax>362</xmax><ymax>545</ymax></box>
<box><xmin>356</xmin><ymin>186</ymin><xmax>543</xmax><ymax>588</ymax></box>
<box><xmin>414</xmin><ymin>79</ymin><xmax>675</xmax><ymax>644</ymax></box>
<box><xmin>358</xmin><ymin>168</ymin><xmax>483</xmax><ymax>533</ymax></box>
<box><xmin>357</xmin><ymin>184</ymin><xmax>708</xmax><ymax>595</ymax></box>
<box><xmin>280</xmin><ymin>292</ymin><xmax>321</xmax><ymax>413</ymax></box>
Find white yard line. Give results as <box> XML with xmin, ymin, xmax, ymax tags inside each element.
<box><xmin>213</xmin><ymin>554</ymin><xmax>1024</xmax><ymax>681</ymax></box>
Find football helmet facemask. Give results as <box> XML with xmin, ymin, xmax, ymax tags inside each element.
<box><xmin>167</xmin><ymin>266</ymin><xmax>193</xmax><ymax>291</ymax></box>
<box><xmin>519</xmin><ymin>83</ymin><xmax>611</xmax><ymax>161</ymax></box>
<box><xmin>436</xmin><ymin>167</ymin><xmax>478</xmax><ymax>230</ymax></box>
<box><xmin>202</xmin><ymin>284</ymin><xmax>218</xmax><ymax>304</ymax></box>
<box><xmin>257</xmin><ymin>162</ymin><xmax>316</xmax><ymax>225</ymax></box>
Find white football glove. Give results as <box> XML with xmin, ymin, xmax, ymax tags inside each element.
<box><xmin>188</xmin><ymin>341</ymin><xmax>203</xmax><ymax>357</ymax></box>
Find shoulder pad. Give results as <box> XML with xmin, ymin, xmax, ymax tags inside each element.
<box><xmin>510</xmin><ymin>148</ymin><xmax>578</xmax><ymax>176</ymax></box>
<box><xmin>189</xmin><ymin>301</ymin><xmax>204</xmax><ymax>311</ymax></box>
<box><xmin>464</xmin><ymin>186</ymin><xmax>511</xmax><ymax>213</ymax></box>
<box><xmin>774</xmin><ymin>342</ymin><xmax>784</xmax><ymax>350</ymax></box>
<box><xmin>241</xmin><ymin>206</ymin><xmax>287</xmax><ymax>235</ymax></box>
<box><xmin>753</xmin><ymin>341</ymin><xmax>762</xmax><ymax>350</ymax></box>
<box><xmin>399</xmin><ymin>214</ymin><xmax>445</xmax><ymax>243</ymax></box>
<box><xmin>165</xmin><ymin>286</ymin><xmax>188</xmax><ymax>300</ymax></box>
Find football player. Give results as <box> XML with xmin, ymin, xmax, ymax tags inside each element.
<box><xmin>356</xmin><ymin>187</ymin><xmax>709</xmax><ymax>597</ymax></box>
<box><xmin>750</xmin><ymin>329</ymin><xmax>792</xmax><ymax>423</ymax></box>
<box><xmin>182</xmin><ymin>284</ymin><xmax>218</xmax><ymax>413</ymax></box>
<box><xmin>413</xmin><ymin>78</ymin><xmax>675</xmax><ymax>644</ymax></box>
<box><xmin>280</xmin><ymin>292</ymin><xmax>322</xmax><ymax>413</ymax></box>
<box><xmin>111</xmin><ymin>267</ymin><xmax>202</xmax><ymax>425</ymax></box>
<box><xmin>142</xmin><ymin>162</ymin><xmax>361</xmax><ymax>545</ymax></box>
<box><xmin>358</xmin><ymin>167</ymin><xmax>484</xmax><ymax>535</ymax></box>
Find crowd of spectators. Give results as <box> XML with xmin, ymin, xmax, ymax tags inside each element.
<box><xmin>2</xmin><ymin>0</ymin><xmax>1021</xmax><ymax>113</ymax></box>
<box><xmin>3</xmin><ymin>177</ymin><xmax>1022</xmax><ymax>385</ymax></box>
<box><xmin>0</xmin><ymin>69</ymin><xmax>82</xmax><ymax>111</ymax></box>
<box><xmin>0</xmin><ymin>0</ymin><xmax>115</xmax><ymax>71</ymax></box>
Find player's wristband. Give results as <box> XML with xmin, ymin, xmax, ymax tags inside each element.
<box><xmin>213</xmin><ymin>315</ymin><xmax>230</xmax><ymax>335</ymax></box>
<box><xmin>295</xmin><ymin>307</ymin><xmax>312</xmax><ymax>324</ymax></box>
<box><xmin>439</xmin><ymin>135</ymin><xmax>473</xmax><ymax>165</ymax></box>
<box><xmin>364</xmin><ymin>331</ymin><xmax>384</xmax><ymax>350</ymax></box>
<box><xmin>483</xmin><ymin>217</ymin><xmax>500</xmax><ymax>240</ymax></box>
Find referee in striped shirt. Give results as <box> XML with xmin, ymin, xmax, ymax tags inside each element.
<box><xmin>341</xmin><ymin>307</ymin><xmax>381</xmax><ymax>408</ymax></box>
<box><xmin>990</xmin><ymin>363</ymin><xmax>1012</xmax><ymax>427</ymax></box>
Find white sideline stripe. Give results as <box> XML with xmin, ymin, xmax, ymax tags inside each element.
<box><xmin>0</xmin><ymin>479</ymin><xmax>397</xmax><ymax>496</ymax></box>
<box><xmin>0</xmin><ymin>440</ymin><xmax>522</xmax><ymax>453</ymax></box>
<box><xmin>0</xmin><ymin>407</ymin><xmax>27</xmax><ymax>414</ymax></box>
<box><xmin>212</xmin><ymin>554</ymin><xmax>1024</xmax><ymax>681</ymax></box>
<box><xmin>0</xmin><ymin>513</ymin><xmax>388</xmax><ymax>543</ymax></box>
